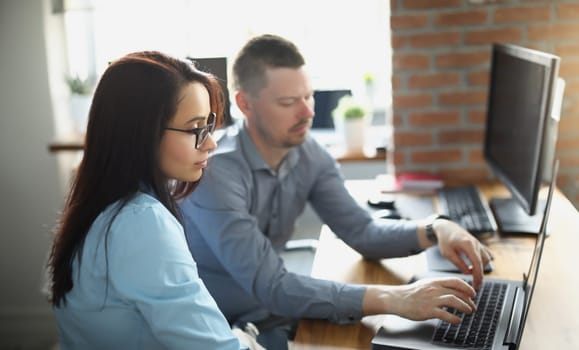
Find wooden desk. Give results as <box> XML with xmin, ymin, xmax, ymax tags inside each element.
<box><xmin>292</xmin><ymin>181</ymin><xmax>579</xmax><ymax>350</ymax></box>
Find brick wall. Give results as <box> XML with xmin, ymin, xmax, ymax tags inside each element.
<box><xmin>390</xmin><ymin>0</ymin><xmax>579</xmax><ymax>208</ymax></box>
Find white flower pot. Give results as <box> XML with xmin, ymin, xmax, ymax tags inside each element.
<box><xmin>343</xmin><ymin>118</ymin><xmax>366</xmax><ymax>153</ymax></box>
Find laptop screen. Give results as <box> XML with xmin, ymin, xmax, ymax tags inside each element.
<box><xmin>518</xmin><ymin>159</ymin><xmax>558</xmax><ymax>344</ymax></box>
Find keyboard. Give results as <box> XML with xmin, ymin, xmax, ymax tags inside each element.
<box><xmin>432</xmin><ymin>281</ymin><xmax>507</xmax><ymax>349</ymax></box>
<box><xmin>436</xmin><ymin>185</ymin><xmax>497</xmax><ymax>235</ymax></box>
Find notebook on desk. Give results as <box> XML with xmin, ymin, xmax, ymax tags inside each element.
<box><xmin>371</xmin><ymin>160</ymin><xmax>558</xmax><ymax>350</ymax></box>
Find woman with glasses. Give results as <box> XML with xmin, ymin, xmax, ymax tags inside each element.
<box><xmin>47</xmin><ymin>51</ymin><xmax>259</xmax><ymax>349</ymax></box>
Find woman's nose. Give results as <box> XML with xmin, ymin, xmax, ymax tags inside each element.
<box><xmin>201</xmin><ymin>133</ymin><xmax>217</xmax><ymax>152</ymax></box>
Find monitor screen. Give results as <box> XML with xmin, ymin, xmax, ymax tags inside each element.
<box><xmin>188</xmin><ymin>57</ymin><xmax>234</xmax><ymax>127</ymax></box>
<box><xmin>312</xmin><ymin>89</ymin><xmax>352</xmax><ymax>129</ymax></box>
<box><xmin>483</xmin><ymin>43</ymin><xmax>560</xmax><ymax>217</ymax></box>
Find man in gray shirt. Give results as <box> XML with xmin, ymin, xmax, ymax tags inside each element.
<box><xmin>180</xmin><ymin>34</ymin><xmax>492</xmax><ymax>349</ymax></box>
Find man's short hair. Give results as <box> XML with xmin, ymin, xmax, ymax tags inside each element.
<box><xmin>233</xmin><ymin>34</ymin><xmax>305</xmax><ymax>96</ymax></box>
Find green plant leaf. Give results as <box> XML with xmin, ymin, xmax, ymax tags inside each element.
<box><xmin>65</xmin><ymin>75</ymin><xmax>92</xmax><ymax>95</ymax></box>
<box><xmin>332</xmin><ymin>96</ymin><xmax>366</xmax><ymax>120</ymax></box>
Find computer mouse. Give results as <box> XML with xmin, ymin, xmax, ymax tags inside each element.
<box><xmin>367</xmin><ymin>193</ymin><xmax>396</xmax><ymax>209</ymax></box>
<box><xmin>372</xmin><ymin>209</ymin><xmax>403</xmax><ymax>220</ymax></box>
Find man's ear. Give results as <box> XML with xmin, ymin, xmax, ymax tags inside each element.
<box><xmin>235</xmin><ymin>90</ymin><xmax>251</xmax><ymax>116</ymax></box>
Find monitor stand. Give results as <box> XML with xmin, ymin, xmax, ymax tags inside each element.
<box><xmin>489</xmin><ymin>197</ymin><xmax>547</xmax><ymax>235</ymax></box>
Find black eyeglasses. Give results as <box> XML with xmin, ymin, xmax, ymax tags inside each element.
<box><xmin>165</xmin><ymin>112</ymin><xmax>216</xmax><ymax>149</ymax></box>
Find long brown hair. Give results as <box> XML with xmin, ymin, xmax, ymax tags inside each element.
<box><xmin>48</xmin><ymin>51</ymin><xmax>224</xmax><ymax>306</ymax></box>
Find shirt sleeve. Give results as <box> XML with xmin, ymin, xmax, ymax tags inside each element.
<box><xmin>306</xmin><ymin>145</ymin><xmax>423</xmax><ymax>259</ymax></box>
<box><xmin>183</xmin><ymin>157</ymin><xmax>366</xmax><ymax>324</ymax></box>
<box><xmin>107</xmin><ymin>202</ymin><xmax>244</xmax><ymax>350</ymax></box>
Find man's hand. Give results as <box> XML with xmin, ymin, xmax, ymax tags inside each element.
<box><xmin>432</xmin><ymin>219</ymin><xmax>493</xmax><ymax>290</ymax></box>
<box><xmin>363</xmin><ymin>277</ymin><xmax>477</xmax><ymax>324</ymax></box>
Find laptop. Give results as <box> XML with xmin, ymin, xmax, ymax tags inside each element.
<box><xmin>371</xmin><ymin>160</ymin><xmax>559</xmax><ymax>350</ymax></box>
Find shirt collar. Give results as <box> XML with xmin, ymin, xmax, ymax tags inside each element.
<box><xmin>239</xmin><ymin>122</ymin><xmax>299</xmax><ymax>178</ymax></box>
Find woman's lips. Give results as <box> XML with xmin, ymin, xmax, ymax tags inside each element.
<box><xmin>195</xmin><ymin>159</ymin><xmax>208</xmax><ymax>168</ymax></box>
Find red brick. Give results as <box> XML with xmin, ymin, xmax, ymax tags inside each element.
<box><xmin>407</xmin><ymin>110</ymin><xmax>461</xmax><ymax>126</ymax></box>
<box><xmin>390</xmin><ymin>0</ymin><xmax>579</xmax><ymax>210</ymax></box>
<box><xmin>392</xmin><ymin>113</ymin><xmax>404</xmax><ymax>128</ymax></box>
<box><xmin>434</xmin><ymin>10</ymin><xmax>488</xmax><ymax>27</ymax></box>
<box><xmin>556</xmin><ymin>173</ymin><xmax>571</xmax><ymax>189</ymax></box>
<box><xmin>468</xmin><ymin>109</ymin><xmax>487</xmax><ymax>124</ymax></box>
<box><xmin>392</xmin><ymin>93</ymin><xmax>433</xmax><ymax>108</ymax></box>
<box><xmin>557</xmin><ymin>3</ymin><xmax>579</xmax><ymax>20</ymax></box>
<box><xmin>390</xmin><ymin>14</ymin><xmax>429</xmax><ymax>30</ymax></box>
<box><xmin>391</xmin><ymin>75</ymin><xmax>402</xmax><ymax>90</ymax></box>
<box><xmin>391</xmin><ymin>35</ymin><xmax>406</xmax><ymax>49</ymax></box>
<box><xmin>559</xmin><ymin>153</ymin><xmax>579</xmax><ymax>167</ymax></box>
<box><xmin>439</xmin><ymin>129</ymin><xmax>485</xmax><ymax>145</ymax></box>
<box><xmin>468</xmin><ymin>149</ymin><xmax>485</xmax><ymax>163</ymax></box>
<box><xmin>392</xmin><ymin>53</ymin><xmax>431</xmax><ymax>70</ymax></box>
<box><xmin>559</xmin><ymin>61</ymin><xmax>579</xmax><ymax>79</ymax></box>
<box><xmin>465</xmin><ymin>27</ymin><xmax>523</xmax><ymax>46</ymax></box>
<box><xmin>555</xmin><ymin>43</ymin><xmax>579</xmax><ymax>57</ymax></box>
<box><xmin>494</xmin><ymin>6</ymin><xmax>551</xmax><ymax>23</ymax></box>
<box><xmin>393</xmin><ymin>131</ymin><xmax>434</xmax><ymax>146</ymax></box>
<box><xmin>528</xmin><ymin>23</ymin><xmax>579</xmax><ymax>41</ymax></box>
<box><xmin>407</xmin><ymin>31</ymin><xmax>462</xmax><ymax>48</ymax></box>
<box><xmin>402</xmin><ymin>0</ymin><xmax>462</xmax><ymax>10</ymax></box>
<box><xmin>411</xmin><ymin>149</ymin><xmax>463</xmax><ymax>163</ymax></box>
<box><xmin>407</xmin><ymin>72</ymin><xmax>460</xmax><ymax>89</ymax></box>
<box><xmin>468</xmin><ymin>70</ymin><xmax>490</xmax><ymax>86</ymax></box>
<box><xmin>564</xmin><ymin>79</ymin><xmax>579</xmax><ymax>96</ymax></box>
<box><xmin>391</xmin><ymin>149</ymin><xmax>407</xmax><ymax>167</ymax></box>
<box><xmin>439</xmin><ymin>90</ymin><xmax>487</xmax><ymax>106</ymax></box>
<box><xmin>436</xmin><ymin>51</ymin><xmax>490</xmax><ymax>68</ymax></box>
<box><xmin>441</xmin><ymin>167</ymin><xmax>490</xmax><ymax>184</ymax></box>
<box><xmin>563</xmin><ymin>99</ymin><xmax>579</xmax><ymax>111</ymax></box>
<box><xmin>557</xmin><ymin>135</ymin><xmax>579</xmax><ymax>152</ymax></box>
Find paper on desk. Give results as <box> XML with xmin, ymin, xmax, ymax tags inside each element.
<box><xmin>375</xmin><ymin>173</ymin><xmax>444</xmax><ymax>194</ymax></box>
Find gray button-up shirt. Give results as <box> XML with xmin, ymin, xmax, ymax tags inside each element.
<box><xmin>180</xmin><ymin>122</ymin><xmax>420</xmax><ymax>324</ymax></box>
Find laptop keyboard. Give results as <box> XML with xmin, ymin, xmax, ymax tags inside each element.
<box><xmin>432</xmin><ymin>281</ymin><xmax>507</xmax><ymax>349</ymax></box>
<box><xmin>437</xmin><ymin>185</ymin><xmax>496</xmax><ymax>236</ymax></box>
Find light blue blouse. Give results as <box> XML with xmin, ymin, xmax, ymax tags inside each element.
<box><xmin>54</xmin><ymin>192</ymin><xmax>244</xmax><ymax>350</ymax></box>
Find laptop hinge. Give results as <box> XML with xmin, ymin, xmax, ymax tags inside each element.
<box><xmin>504</xmin><ymin>286</ymin><xmax>524</xmax><ymax>348</ymax></box>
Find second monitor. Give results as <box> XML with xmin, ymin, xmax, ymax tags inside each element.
<box><xmin>484</xmin><ymin>43</ymin><xmax>563</xmax><ymax>234</ymax></box>
<box><xmin>312</xmin><ymin>89</ymin><xmax>352</xmax><ymax>129</ymax></box>
<box><xmin>188</xmin><ymin>57</ymin><xmax>234</xmax><ymax>127</ymax></box>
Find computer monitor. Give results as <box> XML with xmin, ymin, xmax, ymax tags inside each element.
<box><xmin>312</xmin><ymin>89</ymin><xmax>352</xmax><ymax>129</ymax></box>
<box><xmin>483</xmin><ymin>43</ymin><xmax>562</xmax><ymax>234</ymax></box>
<box><xmin>187</xmin><ymin>57</ymin><xmax>234</xmax><ymax>127</ymax></box>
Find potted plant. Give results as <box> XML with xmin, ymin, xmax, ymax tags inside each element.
<box><xmin>66</xmin><ymin>75</ymin><xmax>93</xmax><ymax>134</ymax></box>
<box><xmin>332</xmin><ymin>96</ymin><xmax>367</xmax><ymax>153</ymax></box>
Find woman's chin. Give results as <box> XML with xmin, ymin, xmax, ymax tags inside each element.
<box><xmin>176</xmin><ymin>169</ymin><xmax>203</xmax><ymax>183</ymax></box>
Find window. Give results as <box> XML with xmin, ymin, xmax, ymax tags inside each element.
<box><xmin>62</xmin><ymin>0</ymin><xmax>391</xmax><ymax>124</ymax></box>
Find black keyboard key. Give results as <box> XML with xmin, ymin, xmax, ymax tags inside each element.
<box><xmin>437</xmin><ymin>185</ymin><xmax>497</xmax><ymax>235</ymax></box>
<box><xmin>431</xmin><ymin>282</ymin><xmax>506</xmax><ymax>349</ymax></box>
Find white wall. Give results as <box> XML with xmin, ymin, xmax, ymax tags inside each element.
<box><xmin>0</xmin><ymin>0</ymin><xmax>63</xmax><ymax>348</ymax></box>
<box><xmin>0</xmin><ymin>2</ymin><xmax>388</xmax><ymax>348</ymax></box>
